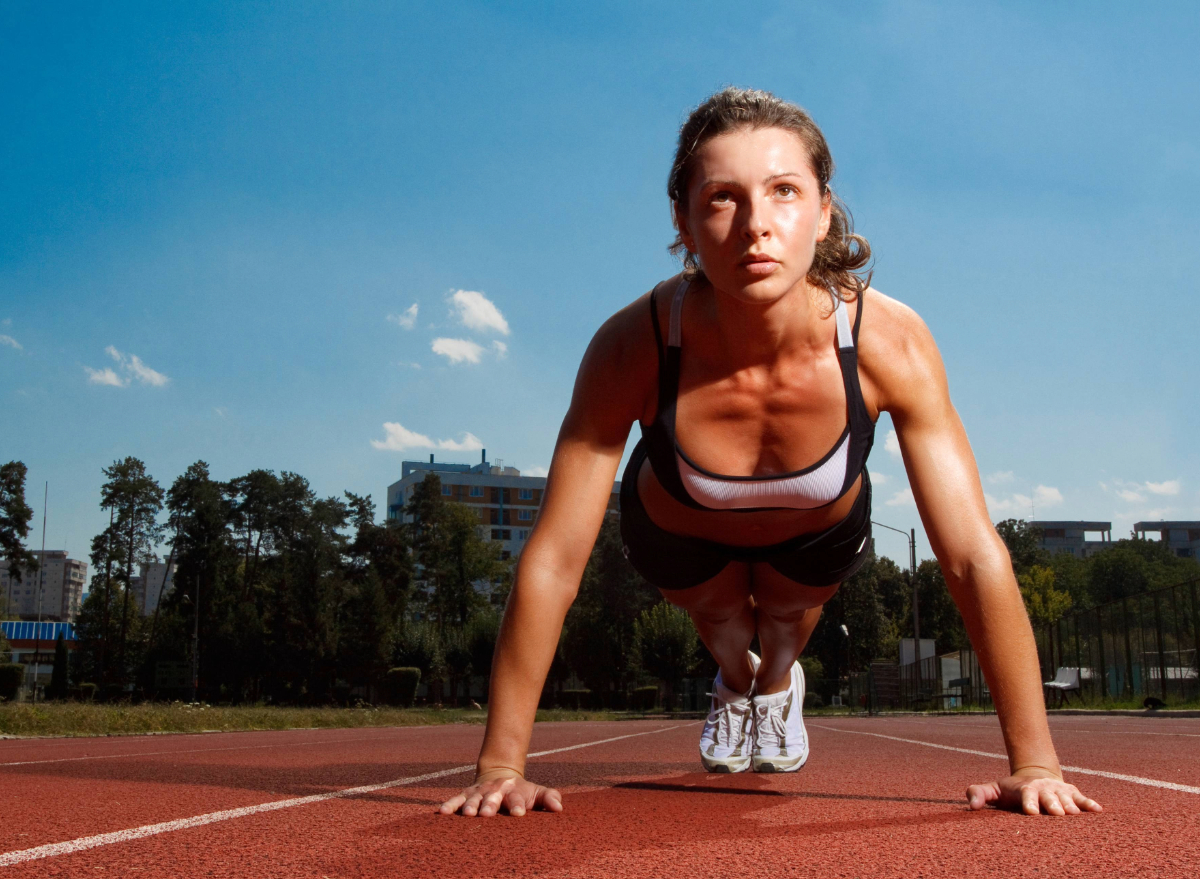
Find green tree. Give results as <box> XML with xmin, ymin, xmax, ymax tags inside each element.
<box><xmin>466</xmin><ymin>609</ymin><xmax>501</xmax><ymax>702</ymax></box>
<box><xmin>0</xmin><ymin>461</ymin><xmax>38</xmax><ymax>600</ymax></box>
<box><xmin>632</xmin><ymin>602</ymin><xmax>699</xmax><ymax>707</ymax></box>
<box><xmin>995</xmin><ymin>519</ymin><xmax>1050</xmax><ymax>577</ymax></box>
<box><xmin>561</xmin><ymin>517</ymin><xmax>656</xmax><ymax>704</ymax></box>
<box><xmin>1018</xmin><ymin>564</ymin><xmax>1073</xmax><ymax>627</ymax></box>
<box><xmin>913</xmin><ymin>559</ymin><xmax>968</xmax><ymax>653</ymax></box>
<box><xmin>99</xmin><ymin>458</ymin><xmax>165</xmax><ymax>689</ymax></box>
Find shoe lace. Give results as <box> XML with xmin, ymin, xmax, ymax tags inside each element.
<box><xmin>755</xmin><ymin>700</ymin><xmax>788</xmax><ymax>750</ymax></box>
<box><xmin>706</xmin><ymin>693</ymin><xmax>751</xmax><ymax>747</ymax></box>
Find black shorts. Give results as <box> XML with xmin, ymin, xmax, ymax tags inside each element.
<box><xmin>618</xmin><ymin>441</ymin><xmax>873</xmax><ymax>591</ymax></box>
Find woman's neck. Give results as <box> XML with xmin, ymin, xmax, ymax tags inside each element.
<box><xmin>696</xmin><ymin>277</ymin><xmax>834</xmax><ymax>369</ymax></box>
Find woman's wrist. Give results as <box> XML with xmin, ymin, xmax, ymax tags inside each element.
<box><xmin>474</xmin><ymin>764</ymin><xmax>525</xmax><ymax>783</ymax></box>
<box><xmin>1010</xmin><ymin>763</ymin><xmax>1063</xmax><ymax>781</ymax></box>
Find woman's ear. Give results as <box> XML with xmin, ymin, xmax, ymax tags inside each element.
<box><xmin>817</xmin><ymin>190</ymin><xmax>833</xmax><ymax>243</ymax></box>
<box><xmin>673</xmin><ymin>201</ymin><xmax>696</xmax><ymax>254</ymax></box>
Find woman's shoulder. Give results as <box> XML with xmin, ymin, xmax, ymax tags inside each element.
<box><xmin>856</xmin><ymin>286</ymin><xmax>946</xmax><ymax>412</ymax></box>
<box><xmin>587</xmin><ymin>273</ymin><xmax>683</xmax><ymax>362</ymax></box>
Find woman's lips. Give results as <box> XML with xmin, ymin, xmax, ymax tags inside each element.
<box><xmin>739</xmin><ymin>256</ymin><xmax>779</xmax><ymax>275</ymax></box>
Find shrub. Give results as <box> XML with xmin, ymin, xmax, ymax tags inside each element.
<box><xmin>631</xmin><ymin>685</ymin><xmax>658</xmax><ymax>712</ymax></box>
<box><xmin>803</xmin><ymin>691</ymin><xmax>824</xmax><ymax>709</ymax></box>
<box><xmin>0</xmin><ymin>663</ymin><xmax>24</xmax><ymax>702</ymax></box>
<box><xmin>385</xmin><ymin>667</ymin><xmax>421</xmax><ymax>707</ymax></box>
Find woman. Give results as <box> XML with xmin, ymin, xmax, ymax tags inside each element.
<box><xmin>440</xmin><ymin>88</ymin><xmax>1101</xmax><ymax>818</ymax></box>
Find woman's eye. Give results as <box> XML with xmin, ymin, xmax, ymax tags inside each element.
<box><xmin>711</xmin><ymin>192</ymin><xmax>731</xmax><ymax>203</ymax></box>
<box><xmin>776</xmin><ymin>185</ymin><xmax>797</xmax><ymax>197</ymax></box>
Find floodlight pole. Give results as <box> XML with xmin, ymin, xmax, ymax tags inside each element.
<box><xmin>872</xmin><ymin>520</ymin><xmax>922</xmax><ymax>695</ymax></box>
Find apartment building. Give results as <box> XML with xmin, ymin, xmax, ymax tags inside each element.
<box><xmin>1133</xmin><ymin>521</ymin><xmax>1200</xmax><ymax>559</ymax></box>
<box><xmin>1029</xmin><ymin>521</ymin><xmax>1113</xmax><ymax>559</ymax></box>
<box><xmin>130</xmin><ymin>557</ymin><xmax>176</xmax><ymax>615</ymax></box>
<box><xmin>0</xmin><ymin>550</ymin><xmax>87</xmax><ymax>623</ymax></box>
<box><xmin>387</xmin><ymin>450</ymin><xmax>620</xmax><ymax>559</ymax></box>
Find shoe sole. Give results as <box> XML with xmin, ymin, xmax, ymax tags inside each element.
<box><xmin>751</xmin><ymin>752</ymin><xmax>808</xmax><ymax>773</ymax></box>
<box><xmin>701</xmin><ymin>754</ymin><xmax>752</xmax><ymax>773</ymax></box>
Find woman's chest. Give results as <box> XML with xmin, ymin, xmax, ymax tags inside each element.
<box><xmin>674</xmin><ymin>354</ymin><xmax>850</xmax><ymax>477</ymax></box>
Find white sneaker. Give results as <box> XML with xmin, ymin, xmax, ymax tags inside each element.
<box><xmin>751</xmin><ymin>660</ymin><xmax>809</xmax><ymax>773</ymax></box>
<box><xmin>699</xmin><ymin>652</ymin><xmax>761</xmax><ymax>773</ymax></box>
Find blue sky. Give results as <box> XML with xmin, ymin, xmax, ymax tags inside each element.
<box><xmin>3</xmin><ymin>1</ymin><xmax>1198</xmax><ymax>583</ymax></box>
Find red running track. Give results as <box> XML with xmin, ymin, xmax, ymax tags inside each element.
<box><xmin>1</xmin><ymin>715</ymin><xmax>1198</xmax><ymax>877</ymax></box>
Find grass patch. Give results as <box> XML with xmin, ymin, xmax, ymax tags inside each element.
<box><xmin>0</xmin><ymin>702</ymin><xmax>620</xmax><ymax>738</ymax></box>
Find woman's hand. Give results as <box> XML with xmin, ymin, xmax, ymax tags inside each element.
<box><xmin>439</xmin><ymin>768</ymin><xmax>564</xmax><ymax>818</ymax></box>
<box><xmin>967</xmin><ymin>768</ymin><xmax>1102</xmax><ymax>816</ymax></box>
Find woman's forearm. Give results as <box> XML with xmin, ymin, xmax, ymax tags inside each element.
<box><xmin>948</xmin><ymin>555</ymin><xmax>1061</xmax><ymax>777</ymax></box>
<box><xmin>476</xmin><ymin>556</ymin><xmax>579</xmax><ymax>777</ymax></box>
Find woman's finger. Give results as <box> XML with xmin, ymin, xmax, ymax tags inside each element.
<box><xmin>477</xmin><ymin>790</ymin><xmax>506</xmax><ymax>818</ymax></box>
<box><xmin>539</xmin><ymin>786</ymin><xmax>564</xmax><ymax>813</ymax></box>
<box><xmin>1057</xmin><ymin>788</ymin><xmax>1081</xmax><ymax>815</ymax></box>
<box><xmin>438</xmin><ymin>793</ymin><xmax>468</xmax><ymax>816</ymax></box>
<box><xmin>1072</xmin><ymin>789</ymin><xmax>1103</xmax><ymax>813</ymax></box>
<box><xmin>506</xmin><ymin>790</ymin><xmax>529</xmax><ymax>818</ymax></box>
<box><xmin>461</xmin><ymin>792</ymin><xmax>485</xmax><ymax>818</ymax></box>
<box><xmin>1039</xmin><ymin>788</ymin><xmax>1066</xmax><ymax>816</ymax></box>
<box><xmin>965</xmin><ymin>782</ymin><xmax>996</xmax><ymax>810</ymax></box>
<box><xmin>1021</xmin><ymin>785</ymin><xmax>1040</xmax><ymax>816</ymax></box>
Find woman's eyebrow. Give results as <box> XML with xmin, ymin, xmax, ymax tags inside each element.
<box><xmin>763</xmin><ymin>172</ymin><xmax>804</xmax><ymax>184</ymax></box>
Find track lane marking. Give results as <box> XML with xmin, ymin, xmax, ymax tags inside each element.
<box><xmin>0</xmin><ymin>723</ymin><xmax>687</xmax><ymax>867</ymax></box>
<box><xmin>811</xmin><ymin>724</ymin><xmax>1200</xmax><ymax>795</ymax></box>
<box><xmin>0</xmin><ymin>730</ymin><xmax>424</xmax><ymax>768</ymax></box>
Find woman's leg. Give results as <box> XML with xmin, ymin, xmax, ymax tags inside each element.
<box><xmin>749</xmin><ymin>563</ymin><xmax>840</xmax><ymax>695</ymax></box>
<box><xmin>658</xmin><ymin>561</ymin><xmax>756</xmax><ymax>694</ymax></box>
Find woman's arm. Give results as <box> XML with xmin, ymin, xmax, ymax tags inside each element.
<box><xmin>866</xmin><ymin>295</ymin><xmax>1101</xmax><ymax>816</ymax></box>
<box><xmin>439</xmin><ymin>301</ymin><xmax>651</xmax><ymax>818</ymax></box>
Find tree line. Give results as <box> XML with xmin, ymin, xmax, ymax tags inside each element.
<box><xmin>2</xmin><ymin>456</ymin><xmax>1197</xmax><ymax>705</ymax></box>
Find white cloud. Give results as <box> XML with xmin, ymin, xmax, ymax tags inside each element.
<box><xmin>885</xmin><ymin>487</ymin><xmax>914</xmax><ymax>507</ymax></box>
<box><xmin>492</xmin><ymin>340</ymin><xmax>508</xmax><ymax>358</ymax></box>
<box><xmin>126</xmin><ymin>354</ymin><xmax>170</xmax><ymax>386</ymax></box>
<box><xmin>387</xmin><ymin>303</ymin><xmax>419</xmax><ymax>330</ymax></box>
<box><xmin>90</xmin><ymin>346</ymin><xmax>170</xmax><ymax>387</ymax></box>
<box><xmin>214</xmin><ymin>407</ymin><xmax>228</xmax><ymax>418</ymax></box>
<box><xmin>1145</xmin><ymin>480</ymin><xmax>1181</xmax><ymax>496</ymax></box>
<box><xmin>885</xmin><ymin>429</ymin><xmax>901</xmax><ymax>460</ymax></box>
<box><xmin>1</xmin><ymin>318</ymin><xmax>10</xmax><ymax>326</ymax></box>
<box><xmin>371</xmin><ymin>421</ymin><xmax>484</xmax><ymax>453</ymax></box>
<box><xmin>985</xmin><ymin>485</ymin><xmax>1063</xmax><ymax>516</ymax></box>
<box><xmin>986</xmin><ymin>470</ymin><xmax>1014</xmax><ymax>485</ymax></box>
<box><xmin>431</xmin><ymin>337</ymin><xmax>484</xmax><ymax>364</ymax></box>
<box><xmin>451</xmin><ymin>289</ymin><xmax>510</xmax><ymax>335</ymax></box>
<box><xmin>85</xmin><ymin>367</ymin><xmax>127</xmax><ymax>387</ymax></box>
<box><xmin>871</xmin><ymin>472</ymin><xmax>891</xmax><ymax>485</ymax></box>
<box><xmin>1116</xmin><ymin>489</ymin><xmax>1144</xmax><ymax>503</ymax></box>
<box><xmin>524</xmin><ymin>466</ymin><xmax>549</xmax><ymax>478</ymax></box>
<box><xmin>0</xmin><ymin>334</ymin><xmax>21</xmax><ymax>351</ymax></box>
<box><xmin>396</xmin><ymin>361</ymin><xmax>422</xmax><ymax>370</ymax></box>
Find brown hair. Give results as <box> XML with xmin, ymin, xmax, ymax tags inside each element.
<box><xmin>667</xmin><ymin>87</ymin><xmax>871</xmax><ymax>299</ymax></box>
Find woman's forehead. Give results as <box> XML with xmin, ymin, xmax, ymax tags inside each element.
<box><xmin>691</xmin><ymin>127</ymin><xmax>815</xmax><ymax>185</ymax></box>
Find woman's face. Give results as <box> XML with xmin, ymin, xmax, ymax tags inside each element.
<box><xmin>676</xmin><ymin>126</ymin><xmax>831</xmax><ymax>305</ymax></box>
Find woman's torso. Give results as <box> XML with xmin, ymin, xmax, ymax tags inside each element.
<box><xmin>632</xmin><ymin>275</ymin><xmax>875</xmax><ymax>547</ymax></box>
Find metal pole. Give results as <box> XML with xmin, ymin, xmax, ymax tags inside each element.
<box><xmin>1096</xmin><ymin>606</ymin><xmax>1107</xmax><ymax>702</ymax></box>
<box><xmin>1154</xmin><ymin>591</ymin><xmax>1168</xmax><ymax>702</ymax></box>
<box><xmin>191</xmin><ymin>575</ymin><xmax>199</xmax><ymax>703</ymax></box>
<box><xmin>1122</xmin><ymin>597</ymin><xmax>1134</xmax><ymax>698</ymax></box>
<box><xmin>871</xmin><ymin>520</ymin><xmax>921</xmax><ymax>703</ymax></box>
<box><xmin>31</xmin><ymin>482</ymin><xmax>47</xmax><ymax>703</ymax></box>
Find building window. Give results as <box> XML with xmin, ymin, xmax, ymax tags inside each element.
<box><xmin>470</xmin><ymin>486</ymin><xmax>484</xmax><ymax>497</ymax></box>
<box><xmin>491</xmin><ymin>529</ymin><xmax>501</xmax><ymax>540</ymax></box>
<box><xmin>518</xmin><ymin>509</ymin><xmax>532</xmax><ymax>521</ymax></box>
<box><xmin>518</xmin><ymin>488</ymin><xmax>533</xmax><ymax>500</ymax></box>
<box><xmin>501</xmin><ymin>551</ymin><xmax>511</xmax><ymax>560</ymax></box>
<box><xmin>442</xmin><ymin>485</ymin><xmax>452</xmax><ymax>496</ymax></box>
<box><xmin>518</xmin><ymin>530</ymin><xmax>529</xmax><ymax>540</ymax></box>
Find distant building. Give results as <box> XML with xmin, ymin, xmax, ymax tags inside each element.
<box><xmin>0</xmin><ymin>621</ymin><xmax>76</xmax><ymax>694</ymax></box>
<box><xmin>1133</xmin><ymin>521</ymin><xmax>1200</xmax><ymax>560</ymax></box>
<box><xmin>1029</xmin><ymin>521</ymin><xmax>1112</xmax><ymax>559</ymax></box>
<box><xmin>130</xmin><ymin>557</ymin><xmax>176</xmax><ymax>615</ymax></box>
<box><xmin>0</xmin><ymin>550</ymin><xmax>87</xmax><ymax>623</ymax></box>
<box><xmin>387</xmin><ymin>450</ymin><xmax>620</xmax><ymax>560</ymax></box>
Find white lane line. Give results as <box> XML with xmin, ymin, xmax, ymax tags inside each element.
<box><xmin>0</xmin><ymin>731</ymin><xmax>417</xmax><ymax>768</ymax></box>
<box><xmin>0</xmin><ymin>723</ymin><xmax>686</xmax><ymax>867</ymax></box>
<box><xmin>811</xmin><ymin>724</ymin><xmax>1200</xmax><ymax>795</ymax></box>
